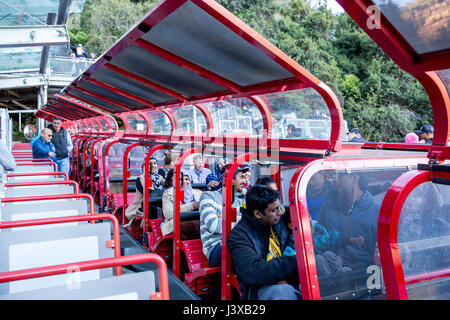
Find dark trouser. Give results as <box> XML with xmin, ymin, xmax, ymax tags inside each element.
<box><xmin>258</xmin><ymin>284</ymin><xmax>302</xmax><ymax>300</ymax></box>
<box><xmin>180</xmin><ymin>220</ymin><xmax>200</xmax><ymax>240</ymax></box>
<box><xmin>208</xmin><ymin>243</ymin><xmax>222</xmax><ymax>267</ymax></box>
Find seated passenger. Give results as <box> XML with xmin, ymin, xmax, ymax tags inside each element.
<box><xmin>242</xmin><ymin>163</ymin><xmax>251</xmax><ymax>193</ymax></box>
<box><xmin>205</xmin><ymin>172</ymin><xmax>222</xmax><ymax>191</ymax></box>
<box><xmin>161</xmin><ymin>169</ymin><xmax>202</xmax><ymax>239</ymax></box>
<box><xmin>199</xmin><ymin>164</ymin><xmax>248</xmax><ymax>268</ymax></box>
<box><xmin>306</xmin><ymin>171</ymin><xmax>327</xmax><ymax>221</ymax></box>
<box><xmin>158</xmin><ymin>151</ymin><xmax>177</xmax><ymax>180</ymax></box>
<box><xmin>255</xmin><ymin>175</ymin><xmax>286</xmax><ymax>215</ymax></box>
<box><xmin>125</xmin><ymin>157</ymin><xmax>165</xmax><ymax>225</ymax></box>
<box><xmin>286</xmin><ymin>124</ymin><xmax>302</xmax><ymax>139</ymax></box>
<box><xmin>255</xmin><ymin>176</ymin><xmax>277</xmax><ymax>190</ymax></box>
<box><xmin>214</xmin><ymin>158</ymin><xmax>227</xmax><ymax>178</ymax></box>
<box><xmin>32</xmin><ymin>128</ymin><xmax>56</xmax><ymax>162</ymax></box>
<box><xmin>187</xmin><ymin>154</ymin><xmax>211</xmax><ymax>184</ymax></box>
<box><xmin>227</xmin><ymin>185</ymin><xmax>301</xmax><ymax>300</ymax></box>
<box><xmin>282</xmin><ymin>207</ymin><xmax>363</xmax><ymax>277</ymax></box>
<box><xmin>145</xmin><ymin>156</ymin><xmax>165</xmax><ymax>190</ymax></box>
<box><xmin>234</xmin><ymin>163</ymin><xmax>251</xmax><ymax>198</ymax></box>
<box><xmin>317</xmin><ymin>172</ymin><xmax>380</xmax><ymax>270</ymax></box>
<box><xmin>347</xmin><ymin>128</ymin><xmax>367</xmax><ymax>143</ymax></box>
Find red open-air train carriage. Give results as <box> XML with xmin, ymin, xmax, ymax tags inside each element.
<box><xmin>5</xmin><ymin>0</ymin><xmax>449</xmax><ymax>300</ymax></box>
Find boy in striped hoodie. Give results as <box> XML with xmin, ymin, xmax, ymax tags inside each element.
<box><xmin>200</xmin><ymin>164</ymin><xmax>249</xmax><ymax>267</ymax></box>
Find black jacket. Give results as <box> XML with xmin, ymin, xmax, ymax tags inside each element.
<box><xmin>50</xmin><ymin>127</ymin><xmax>69</xmax><ymax>160</ymax></box>
<box><xmin>227</xmin><ymin>211</ymin><xmax>298</xmax><ymax>300</ymax></box>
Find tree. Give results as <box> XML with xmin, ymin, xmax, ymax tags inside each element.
<box><xmin>68</xmin><ymin>0</ymin><xmax>159</xmax><ymax>56</ymax></box>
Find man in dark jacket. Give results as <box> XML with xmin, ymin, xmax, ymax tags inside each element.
<box><xmin>415</xmin><ymin>124</ymin><xmax>433</xmax><ymax>144</ymax></box>
<box><xmin>347</xmin><ymin>128</ymin><xmax>367</xmax><ymax>143</ymax></box>
<box><xmin>49</xmin><ymin>117</ymin><xmax>73</xmax><ymax>174</ymax></box>
<box><xmin>227</xmin><ymin>185</ymin><xmax>301</xmax><ymax>300</ymax></box>
<box><xmin>317</xmin><ymin>172</ymin><xmax>380</xmax><ymax>270</ymax></box>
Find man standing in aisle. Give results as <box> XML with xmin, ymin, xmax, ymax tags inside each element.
<box><xmin>49</xmin><ymin>117</ymin><xmax>73</xmax><ymax>175</ymax></box>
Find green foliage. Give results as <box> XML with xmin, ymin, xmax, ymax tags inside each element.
<box><xmin>68</xmin><ymin>0</ymin><xmax>159</xmax><ymax>56</ymax></box>
<box><xmin>68</xmin><ymin>0</ymin><xmax>433</xmax><ymax>143</ymax></box>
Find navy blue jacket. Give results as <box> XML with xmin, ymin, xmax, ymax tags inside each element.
<box><xmin>227</xmin><ymin>211</ymin><xmax>298</xmax><ymax>300</ymax></box>
<box><xmin>317</xmin><ymin>189</ymin><xmax>380</xmax><ymax>270</ymax></box>
<box><xmin>32</xmin><ymin>137</ymin><xmax>56</xmax><ymax>162</ymax></box>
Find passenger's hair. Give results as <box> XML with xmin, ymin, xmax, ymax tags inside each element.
<box><xmin>245</xmin><ymin>185</ymin><xmax>280</xmax><ymax>217</ymax></box>
<box><xmin>193</xmin><ymin>154</ymin><xmax>203</xmax><ymax>162</ymax></box>
<box><xmin>255</xmin><ymin>176</ymin><xmax>276</xmax><ymax>187</ymax></box>
<box><xmin>163</xmin><ymin>151</ymin><xmax>173</xmax><ymax>166</ymax></box>
<box><xmin>356</xmin><ymin>173</ymin><xmax>370</xmax><ymax>191</ymax></box>
<box><xmin>163</xmin><ymin>168</ymin><xmax>187</xmax><ymax>189</ymax></box>
<box><xmin>349</xmin><ymin>128</ymin><xmax>362</xmax><ymax>136</ymax></box>
<box><xmin>281</xmin><ymin>206</ymin><xmax>291</xmax><ymax>226</ymax></box>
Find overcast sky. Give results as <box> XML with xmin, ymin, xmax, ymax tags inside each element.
<box><xmin>309</xmin><ymin>0</ymin><xmax>345</xmax><ymax>15</ymax></box>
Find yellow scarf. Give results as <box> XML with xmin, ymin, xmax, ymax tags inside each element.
<box><xmin>267</xmin><ymin>226</ymin><xmax>282</xmax><ymax>261</ymax></box>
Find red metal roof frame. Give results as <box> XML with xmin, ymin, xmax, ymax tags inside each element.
<box><xmin>42</xmin><ymin>0</ymin><xmax>343</xmax><ymax>153</ymax></box>
<box><xmin>336</xmin><ymin>0</ymin><xmax>450</xmax><ymax>74</ymax></box>
<box><xmin>337</xmin><ymin>0</ymin><xmax>450</xmax><ymax>160</ymax></box>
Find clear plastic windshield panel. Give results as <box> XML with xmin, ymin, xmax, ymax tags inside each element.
<box><xmin>264</xmin><ymin>88</ymin><xmax>330</xmax><ymax>140</ymax></box>
<box><xmin>398</xmin><ymin>181</ymin><xmax>450</xmax><ymax>300</ymax></box>
<box><xmin>143</xmin><ymin>109</ymin><xmax>172</xmax><ymax>136</ymax></box>
<box><xmin>104</xmin><ymin>117</ymin><xmax>116</xmax><ymax>133</ymax></box>
<box><xmin>202</xmin><ymin>98</ymin><xmax>263</xmax><ymax>137</ymax></box>
<box><xmin>99</xmin><ymin>118</ymin><xmax>109</xmax><ymax>132</ymax></box>
<box><xmin>128</xmin><ymin>145</ymin><xmax>150</xmax><ymax>177</ymax></box>
<box><xmin>303</xmin><ymin>167</ymin><xmax>411</xmax><ymax>299</ymax></box>
<box><xmin>107</xmin><ymin>142</ymin><xmax>129</xmax><ymax>180</ymax></box>
<box><xmin>91</xmin><ymin>120</ymin><xmax>99</xmax><ymax>133</ymax></box>
<box><xmin>79</xmin><ymin>121</ymin><xmax>86</xmax><ymax>132</ymax></box>
<box><xmin>125</xmin><ymin>113</ymin><xmax>147</xmax><ymax>134</ymax></box>
<box><xmin>436</xmin><ymin>69</ymin><xmax>450</xmax><ymax>99</ymax></box>
<box><xmin>84</xmin><ymin>140</ymin><xmax>95</xmax><ymax>167</ymax></box>
<box><xmin>169</xmin><ymin>105</ymin><xmax>207</xmax><ymax>135</ymax></box>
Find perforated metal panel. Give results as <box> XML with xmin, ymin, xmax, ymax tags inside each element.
<box><xmin>91</xmin><ymin>67</ymin><xmax>175</xmax><ymax>104</ymax></box>
<box><xmin>0</xmin><ymin>270</ymin><xmax>156</xmax><ymax>300</ymax></box>
<box><xmin>0</xmin><ymin>199</ymin><xmax>89</xmax><ymax>232</ymax></box>
<box><xmin>76</xmin><ymin>80</ymin><xmax>146</xmax><ymax>109</ymax></box>
<box><xmin>4</xmin><ymin>185</ymin><xmax>75</xmax><ymax>198</ymax></box>
<box><xmin>0</xmin><ymin>223</ymin><xmax>114</xmax><ymax>294</ymax></box>
<box><xmin>109</xmin><ymin>44</ymin><xmax>226</xmax><ymax>98</ymax></box>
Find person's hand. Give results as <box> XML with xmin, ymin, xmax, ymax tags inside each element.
<box><xmin>336</xmin><ymin>255</ymin><xmax>344</xmax><ymax>266</ymax></box>
<box><xmin>349</xmin><ymin>235</ymin><xmax>364</xmax><ymax>246</ymax></box>
<box><xmin>48</xmin><ymin>152</ymin><xmax>56</xmax><ymax>157</ymax></box>
<box><xmin>192</xmin><ymin>202</ymin><xmax>200</xmax><ymax>210</ymax></box>
<box><xmin>208</xmin><ymin>180</ymin><xmax>219</xmax><ymax>188</ymax></box>
<box><xmin>241</xmin><ymin>188</ymin><xmax>247</xmax><ymax>196</ymax></box>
